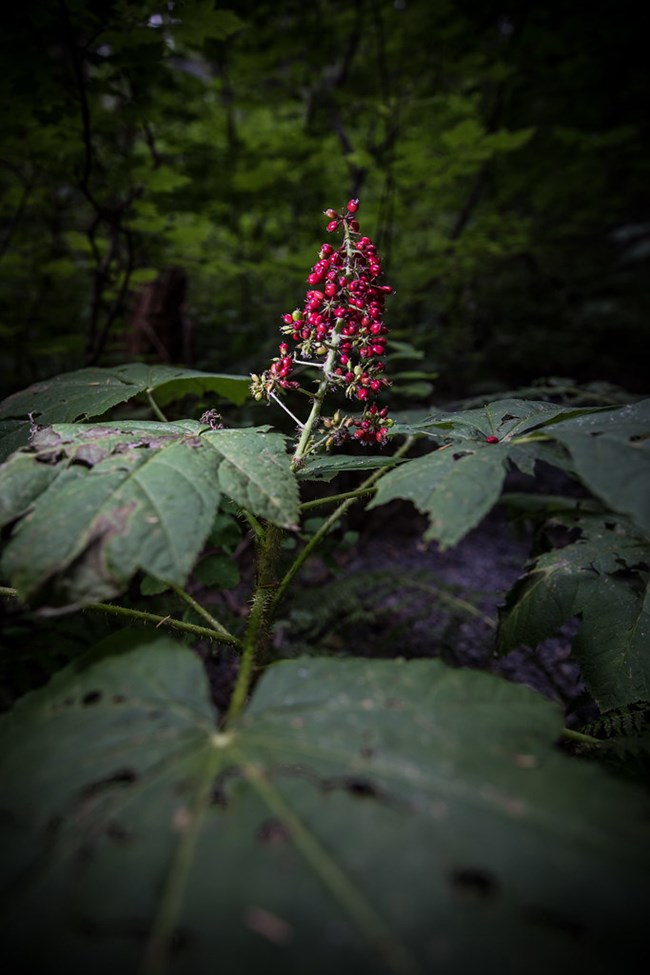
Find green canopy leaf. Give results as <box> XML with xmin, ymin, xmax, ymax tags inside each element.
<box><xmin>1</xmin><ymin>633</ymin><xmax>648</xmax><ymax>974</ymax></box>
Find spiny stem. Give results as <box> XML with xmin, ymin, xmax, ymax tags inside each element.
<box><xmin>167</xmin><ymin>582</ymin><xmax>241</xmax><ymax>646</ymax></box>
<box><xmin>224</xmin><ymin>523</ymin><xmax>283</xmax><ymax>727</ymax></box>
<box><xmin>0</xmin><ymin>586</ymin><xmax>241</xmax><ymax>648</ymax></box>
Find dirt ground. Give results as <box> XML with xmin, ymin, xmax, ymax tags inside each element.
<box><xmin>203</xmin><ymin>492</ymin><xmax>596</xmax><ymax>730</ymax></box>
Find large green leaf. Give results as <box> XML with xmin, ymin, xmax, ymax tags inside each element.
<box><xmin>0</xmin><ymin>364</ymin><xmax>251</xmax><ymax>460</ymax></box>
<box><xmin>498</xmin><ymin>515</ymin><xmax>650</xmax><ymax>709</ymax></box>
<box><xmin>550</xmin><ymin>399</ymin><xmax>650</xmax><ymax>535</ymax></box>
<box><xmin>0</xmin><ymin>422</ymin><xmax>298</xmax><ymax>608</ymax></box>
<box><xmin>368</xmin><ymin>443</ymin><xmax>509</xmax><ymax>548</ymax></box>
<box><xmin>1</xmin><ymin>633</ymin><xmax>648</xmax><ymax>974</ymax></box>
<box><xmin>396</xmin><ymin>399</ymin><xmax>601</xmax><ymax>442</ymax></box>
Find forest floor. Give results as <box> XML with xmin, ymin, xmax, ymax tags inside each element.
<box><xmin>204</xmin><ymin>492</ymin><xmax>597</xmax><ymax>731</ymax></box>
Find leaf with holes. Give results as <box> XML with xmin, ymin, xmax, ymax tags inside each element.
<box><xmin>396</xmin><ymin>399</ymin><xmax>601</xmax><ymax>442</ymax></box>
<box><xmin>497</xmin><ymin>515</ymin><xmax>650</xmax><ymax>709</ymax></box>
<box><xmin>0</xmin><ymin>422</ymin><xmax>297</xmax><ymax>609</ymax></box>
<box><xmin>0</xmin><ymin>632</ymin><xmax>648</xmax><ymax>975</ymax></box>
<box><xmin>368</xmin><ymin>443</ymin><xmax>509</xmax><ymax>548</ymax></box>
<box><xmin>0</xmin><ymin>364</ymin><xmax>250</xmax><ymax>460</ymax></box>
<box><xmin>549</xmin><ymin>399</ymin><xmax>650</xmax><ymax>535</ymax></box>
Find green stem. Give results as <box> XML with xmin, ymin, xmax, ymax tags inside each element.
<box><xmin>167</xmin><ymin>582</ymin><xmax>241</xmax><ymax>646</ymax></box>
<box><xmin>236</xmin><ymin>506</ymin><xmax>265</xmax><ymax>541</ymax></box>
<box><xmin>291</xmin><ymin>222</ymin><xmax>358</xmax><ymax>470</ymax></box>
<box><xmin>299</xmin><ymin>485</ymin><xmax>377</xmax><ymax>511</ymax></box>
<box><xmin>225</xmin><ymin>523</ymin><xmax>284</xmax><ymax>727</ymax></box>
<box><xmin>146</xmin><ymin>388</ymin><xmax>168</xmax><ymax>422</ymax></box>
<box><xmin>561</xmin><ymin>727</ymin><xmax>603</xmax><ymax>746</ymax></box>
<box><xmin>0</xmin><ymin>585</ymin><xmax>241</xmax><ymax>648</ymax></box>
<box><xmin>291</xmin><ymin>321</ymin><xmax>345</xmax><ymax>469</ymax></box>
<box><xmin>273</xmin><ymin>435</ymin><xmax>415</xmax><ymax>614</ymax></box>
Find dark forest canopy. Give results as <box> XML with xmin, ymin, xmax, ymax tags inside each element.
<box><xmin>0</xmin><ymin>0</ymin><xmax>648</xmax><ymax>398</ymax></box>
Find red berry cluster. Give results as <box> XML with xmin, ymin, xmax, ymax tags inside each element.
<box><xmin>251</xmin><ymin>199</ymin><xmax>394</xmax><ymax>451</ymax></box>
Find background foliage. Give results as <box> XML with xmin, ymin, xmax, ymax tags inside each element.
<box><xmin>1</xmin><ymin>3</ymin><xmax>650</xmax><ymax>969</ymax></box>
<box><xmin>1</xmin><ymin>0</ymin><xmax>648</xmax><ymax>398</ymax></box>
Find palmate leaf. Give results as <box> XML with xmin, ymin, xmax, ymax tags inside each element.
<box><xmin>394</xmin><ymin>398</ymin><xmax>601</xmax><ymax>442</ymax></box>
<box><xmin>497</xmin><ymin>515</ymin><xmax>650</xmax><ymax>710</ymax></box>
<box><xmin>550</xmin><ymin>398</ymin><xmax>650</xmax><ymax>535</ymax></box>
<box><xmin>368</xmin><ymin>443</ymin><xmax>510</xmax><ymax>549</ymax></box>
<box><xmin>0</xmin><ymin>364</ymin><xmax>251</xmax><ymax>460</ymax></box>
<box><xmin>1</xmin><ymin>632</ymin><xmax>648</xmax><ymax>975</ymax></box>
<box><xmin>0</xmin><ymin>421</ymin><xmax>298</xmax><ymax>609</ymax></box>
<box><xmin>375</xmin><ymin>398</ymin><xmax>650</xmax><ymax>549</ymax></box>
<box><xmin>376</xmin><ymin>400</ymin><xmax>596</xmax><ymax>548</ymax></box>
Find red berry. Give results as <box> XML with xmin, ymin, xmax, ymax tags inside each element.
<box><xmin>485</xmin><ymin>435</ymin><xmax>499</xmax><ymax>444</ymax></box>
<box><xmin>327</xmin><ymin>220</ymin><xmax>339</xmax><ymax>233</ymax></box>
<box><xmin>347</xmin><ymin>198</ymin><xmax>359</xmax><ymax>213</ymax></box>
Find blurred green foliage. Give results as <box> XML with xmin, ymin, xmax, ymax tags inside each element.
<box><xmin>0</xmin><ymin>0</ymin><xmax>648</xmax><ymax>397</ymax></box>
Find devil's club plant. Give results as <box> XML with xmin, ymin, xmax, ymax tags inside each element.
<box><xmin>0</xmin><ymin>201</ymin><xmax>649</xmax><ymax>975</ymax></box>
<box><xmin>251</xmin><ymin>199</ymin><xmax>393</xmax><ymax>467</ymax></box>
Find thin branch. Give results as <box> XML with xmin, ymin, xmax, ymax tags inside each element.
<box><xmin>146</xmin><ymin>389</ymin><xmax>168</xmax><ymax>422</ymax></box>
<box><xmin>167</xmin><ymin>582</ymin><xmax>242</xmax><ymax>647</ymax></box>
<box><xmin>0</xmin><ymin>585</ymin><xmax>240</xmax><ymax>649</ymax></box>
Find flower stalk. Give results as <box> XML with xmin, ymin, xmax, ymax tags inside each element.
<box><xmin>251</xmin><ymin>198</ymin><xmax>395</xmax><ymax>465</ymax></box>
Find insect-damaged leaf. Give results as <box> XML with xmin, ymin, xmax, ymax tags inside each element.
<box><xmin>368</xmin><ymin>443</ymin><xmax>509</xmax><ymax>549</ymax></box>
<box><xmin>0</xmin><ymin>422</ymin><xmax>298</xmax><ymax>608</ymax></box>
<box><xmin>0</xmin><ymin>633</ymin><xmax>648</xmax><ymax>975</ymax></box>
<box><xmin>0</xmin><ymin>363</ymin><xmax>250</xmax><ymax>460</ymax></box>
<box><xmin>549</xmin><ymin>399</ymin><xmax>650</xmax><ymax>536</ymax></box>
<box><xmin>396</xmin><ymin>398</ymin><xmax>601</xmax><ymax>441</ymax></box>
<box><xmin>497</xmin><ymin>515</ymin><xmax>650</xmax><ymax>710</ymax></box>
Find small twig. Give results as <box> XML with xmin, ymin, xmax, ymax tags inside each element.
<box><xmin>268</xmin><ymin>391</ymin><xmax>305</xmax><ymax>429</ymax></box>
<box><xmin>167</xmin><ymin>582</ymin><xmax>242</xmax><ymax>647</ymax></box>
<box><xmin>146</xmin><ymin>388</ymin><xmax>168</xmax><ymax>422</ymax></box>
